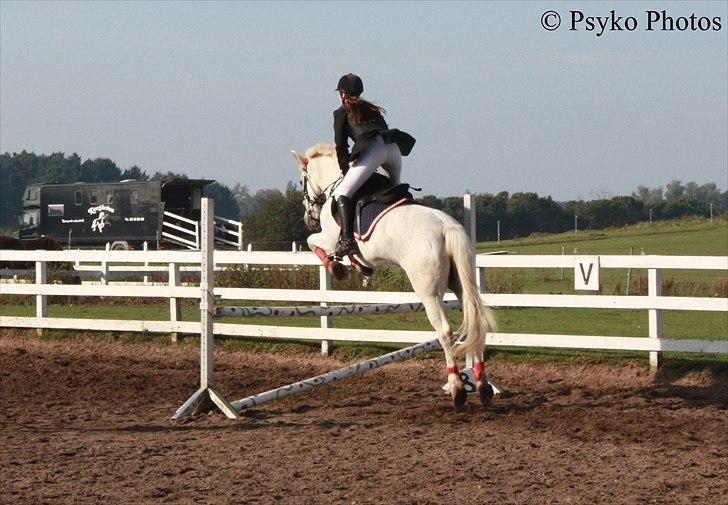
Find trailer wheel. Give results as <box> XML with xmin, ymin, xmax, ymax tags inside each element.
<box><xmin>110</xmin><ymin>241</ymin><xmax>130</xmax><ymax>251</ymax></box>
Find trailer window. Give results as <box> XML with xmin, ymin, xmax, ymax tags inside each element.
<box><xmin>90</xmin><ymin>191</ymin><xmax>98</xmax><ymax>205</ymax></box>
<box><xmin>106</xmin><ymin>190</ymin><xmax>114</xmax><ymax>204</ymax></box>
<box><xmin>75</xmin><ymin>190</ymin><xmax>83</xmax><ymax>205</ymax></box>
<box><xmin>22</xmin><ymin>210</ymin><xmax>39</xmax><ymax>226</ymax></box>
<box><xmin>47</xmin><ymin>204</ymin><xmax>64</xmax><ymax>217</ymax></box>
<box><xmin>27</xmin><ymin>189</ymin><xmax>38</xmax><ymax>201</ymax></box>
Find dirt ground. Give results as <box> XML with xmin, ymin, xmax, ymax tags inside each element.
<box><xmin>1</xmin><ymin>330</ymin><xmax>726</xmax><ymax>505</ymax></box>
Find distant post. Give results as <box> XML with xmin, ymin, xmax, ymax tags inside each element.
<box><xmin>35</xmin><ymin>260</ymin><xmax>47</xmax><ymax>337</ymax></box>
<box><xmin>574</xmin><ymin>214</ymin><xmax>578</xmax><ymax>238</ymax></box>
<box><xmin>648</xmin><ymin>268</ymin><xmax>663</xmax><ymax>370</ymax></box>
<box><xmin>463</xmin><ymin>192</ymin><xmax>476</xmax><ymax>252</ymax></box>
<box><xmin>169</xmin><ymin>262</ymin><xmax>182</xmax><ymax>343</ymax></box>
<box><xmin>320</xmin><ymin>266</ymin><xmax>333</xmax><ymax>356</ymax></box>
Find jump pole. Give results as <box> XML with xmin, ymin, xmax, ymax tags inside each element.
<box><xmin>173</xmin><ymin>198</ymin><xmax>238</xmax><ymax>420</ymax></box>
<box><xmin>231</xmin><ymin>339</ymin><xmax>441</xmax><ymax>412</ymax></box>
<box><xmin>216</xmin><ymin>300</ymin><xmax>461</xmax><ymax>318</ymax></box>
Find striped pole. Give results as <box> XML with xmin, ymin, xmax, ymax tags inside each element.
<box><xmin>216</xmin><ymin>300</ymin><xmax>461</xmax><ymax>318</ymax></box>
<box><xmin>231</xmin><ymin>339</ymin><xmax>441</xmax><ymax>412</ymax></box>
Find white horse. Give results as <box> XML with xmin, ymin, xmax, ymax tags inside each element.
<box><xmin>291</xmin><ymin>143</ymin><xmax>496</xmax><ymax>408</ymax></box>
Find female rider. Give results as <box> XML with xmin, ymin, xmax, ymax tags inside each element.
<box><xmin>332</xmin><ymin>73</ymin><xmax>415</xmax><ymax>258</ymax></box>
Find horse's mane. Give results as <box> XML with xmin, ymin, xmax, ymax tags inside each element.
<box><xmin>304</xmin><ymin>143</ymin><xmax>335</xmax><ymax>160</ymax></box>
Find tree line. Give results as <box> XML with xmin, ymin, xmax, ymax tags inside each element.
<box><xmin>0</xmin><ymin>151</ymin><xmax>265</xmax><ymax>226</ymax></box>
<box><xmin>426</xmin><ymin>182</ymin><xmax>726</xmax><ymax>243</ymax></box>
<box><xmin>1</xmin><ymin>151</ymin><xmax>725</xmax><ymax>248</ymax></box>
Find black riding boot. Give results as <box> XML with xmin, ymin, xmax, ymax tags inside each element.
<box><xmin>334</xmin><ymin>196</ymin><xmax>360</xmax><ymax>259</ymax></box>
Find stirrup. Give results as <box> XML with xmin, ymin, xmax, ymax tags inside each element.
<box><xmin>334</xmin><ymin>236</ymin><xmax>359</xmax><ymax>260</ymax></box>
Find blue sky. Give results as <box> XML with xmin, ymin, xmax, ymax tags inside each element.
<box><xmin>1</xmin><ymin>1</ymin><xmax>726</xmax><ymax>200</ymax></box>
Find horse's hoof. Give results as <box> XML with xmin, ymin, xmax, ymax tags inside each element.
<box><xmin>478</xmin><ymin>382</ymin><xmax>494</xmax><ymax>405</ymax></box>
<box><xmin>329</xmin><ymin>261</ymin><xmax>347</xmax><ymax>280</ymax></box>
<box><xmin>453</xmin><ymin>387</ymin><xmax>467</xmax><ymax>409</ymax></box>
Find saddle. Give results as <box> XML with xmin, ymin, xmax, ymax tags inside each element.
<box><xmin>331</xmin><ymin>173</ymin><xmax>417</xmax><ymax>240</ymax></box>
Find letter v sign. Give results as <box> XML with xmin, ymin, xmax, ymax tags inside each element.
<box><xmin>574</xmin><ymin>256</ymin><xmax>600</xmax><ymax>290</ymax></box>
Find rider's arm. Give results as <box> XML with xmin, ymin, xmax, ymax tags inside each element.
<box><xmin>333</xmin><ymin>107</ymin><xmax>351</xmax><ymax>173</ymax></box>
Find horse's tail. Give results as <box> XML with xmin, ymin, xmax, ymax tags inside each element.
<box><xmin>444</xmin><ymin>225</ymin><xmax>495</xmax><ymax>360</ymax></box>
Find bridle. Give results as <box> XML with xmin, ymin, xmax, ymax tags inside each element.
<box><xmin>300</xmin><ymin>159</ymin><xmax>341</xmax><ymax>230</ymax></box>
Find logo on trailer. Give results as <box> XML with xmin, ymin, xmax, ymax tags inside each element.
<box><xmin>88</xmin><ymin>205</ymin><xmax>115</xmax><ymax>234</ymax></box>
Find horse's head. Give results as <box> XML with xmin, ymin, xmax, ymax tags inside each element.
<box><xmin>291</xmin><ymin>143</ymin><xmax>341</xmax><ymax>231</ymax></box>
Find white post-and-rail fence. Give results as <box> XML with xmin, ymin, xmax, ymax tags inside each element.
<box><xmin>2</xmin><ymin>198</ymin><xmax>726</xmax><ymax>418</ymax></box>
<box><xmin>1</xmin><ymin>199</ymin><xmax>727</xmax><ymax>361</ymax></box>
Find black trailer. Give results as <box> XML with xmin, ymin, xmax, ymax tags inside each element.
<box><xmin>18</xmin><ymin>179</ymin><xmax>241</xmax><ymax>250</ymax></box>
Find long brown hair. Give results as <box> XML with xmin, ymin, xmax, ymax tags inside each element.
<box><xmin>342</xmin><ymin>93</ymin><xmax>386</xmax><ymax>125</ymax></box>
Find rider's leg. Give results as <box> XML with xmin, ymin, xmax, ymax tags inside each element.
<box><xmin>333</xmin><ymin>137</ymin><xmax>386</xmax><ymax>199</ymax></box>
<box><xmin>332</xmin><ymin>138</ymin><xmax>387</xmax><ymax>258</ymax></box>
<box><xmin>380</xmin><ymin>143</ymin><xmax>402</xmax><ymax>185</ymax></box>
<box><xmin>333</xmin><ymin>194</ymin><xmax>359</xmax><ymax>258</ymax></box>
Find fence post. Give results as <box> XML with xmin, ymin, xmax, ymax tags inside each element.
<box><xmin>626</xmin><ymin>246</ymin><xmax>633</xmax><ymax>296</ymax></box>
<box><xmin>320</xmin><ymin>265</ymin><xmax>333</xmax><ymax>356</ymax></box>
<box><xmin>464</xmin><ymin>191</ymin><xmax>478</xmax><ymax>370</ymax></box>
<box><xmin>35</xmin><ymin>260</ymin><xmax>47</xmax><ymax>337</ymax></box>
<box><xmin>101</xmin><ymin>242</ymin><xmax>110</xmax><ymax>285</ymax></box>
<box><xmin>476</xmin><ymin>266</ymin><xmax>486</xmax><ymax>294</ymax></box>
<box><xmin>143</xmin><ymin>241</ymin><xmax>149</xmax><ymax>285</ymax></box>
<box><xmin>169</xmin><ymin>262</ymin><xmax>182</xmax><ymax>343</ymax></box>
<box><xmin>648</xmin><ymin>267</ymin><xmax>663</xmax><ymax>370</ymax></box>
<box><xmin>463</xmin><ymin>192</ymin><xmax>476</xmax><ymax>254</ymax></box>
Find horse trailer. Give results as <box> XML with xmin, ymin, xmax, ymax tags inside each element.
<box><xmin>18</xmin><ymin>179</ymin><xmax>242</xmax><ymax>250</ymax></box>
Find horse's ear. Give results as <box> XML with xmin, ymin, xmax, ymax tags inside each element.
<box><xmin>291</xmin><ymin>150</ymin><xmax>306</xmax><ymax>170</ymax></box>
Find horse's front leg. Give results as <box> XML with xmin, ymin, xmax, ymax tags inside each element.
<box><xmin>307</xmin><ymin>230</ymin><xmax>346</xmax><ymax>280</ymax></box>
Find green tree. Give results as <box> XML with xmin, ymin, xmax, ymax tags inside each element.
<box><xmin>203</xmin><ymin>182</ymin><xmax>240</xmax><ymax>220</ymax></box>
<box><xmin>79</xmin><ymin>158</ymin><xmax>121</xmax><ymax>182</ymax></box>
<box><xmin>664</xmin><ymin>180</ymin><xmax>685</xmax><ymax>201</ymax></box>
<box><xmin>242</xmin><ymin>182</ymin><xmax>308</xmax><ymax>250</ymax></box>
<box><xmin>232</xmin><ymin>183</ymin><xmax>257</xmax><ymax>217</ymax></box>
<box><xmin>417</xmin><ymin>195</ymin><xmax>443</xmax><ymax>210</ymax></box>
<box><xmin>150</xmin><ymin>171</ymin><xmax>188</xmax><ymax>181</ymax></box>
<box><xmin>121</xmin><ymin>165</ymin><xmax>149</xmax><ymax>181</ymax></box>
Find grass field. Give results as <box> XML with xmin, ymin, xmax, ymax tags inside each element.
<box><xmin>477</xmin><ymin>216</ymin><xmax>727</xmax><ymax>256</ymax></box>
<box><xmin>475</xmin><ymin>217</ymin><xmax>727</xmax><ymax>295</ymax></box>
<box><xmin>1</xmin><ymin>217</ymin><xmax>726</xmax><ymax>363</ymax></box>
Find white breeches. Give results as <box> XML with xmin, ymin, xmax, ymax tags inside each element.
<box><xmin>333</xmin><ymin>136</ymin><xmax>402</xmax><ymax>199</ymax></box>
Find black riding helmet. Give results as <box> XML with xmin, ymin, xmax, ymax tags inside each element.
<box><xmin>335</xmin><ymin>73</ymin><xmax>363</xmax><ymax>96</ymax></box>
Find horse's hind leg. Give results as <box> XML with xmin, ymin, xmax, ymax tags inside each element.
<box><xmin>448</xmin><ymin>265</ymin><xmax>492</xmax><ymax>404</ymax></box>
<box><xmin>409</xmin><ymin>262</ymin><xmax>466</xmax><ymax>408</ymax></box>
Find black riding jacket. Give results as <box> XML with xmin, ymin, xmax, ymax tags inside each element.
<box><xmin>333</xmin><ymin>106</ymin><xmax>415</xmax><ymax>173</ymax></box>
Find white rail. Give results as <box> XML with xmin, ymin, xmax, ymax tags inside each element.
<box><xmin>162</xmin><ymin>211</ymin><xmax>200</xmax><ymax>250</ymax></box>
<box><xmin>1</xmin><ymin>233</ymin><xmax>726</xmax><ymax>366</ymax></box>
<box><xmin>160</xmin><ymin>210</ymin><xmax>242</xmax><ymax>250</ymax></box>
<box><xmin>163</xmin><ymin>211</ymin><xmax>198</xmax><ymax>226</ymax></box>
<box><xmin>214</xmin><ymin>216</ymin><xmax>243</xmax><ymax>249</ymax></box>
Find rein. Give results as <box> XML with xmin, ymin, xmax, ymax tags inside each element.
<box><xmin>301</xmin><ymin>164</ymin><xmax>341</xmax><ymax>229</ymax></box>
